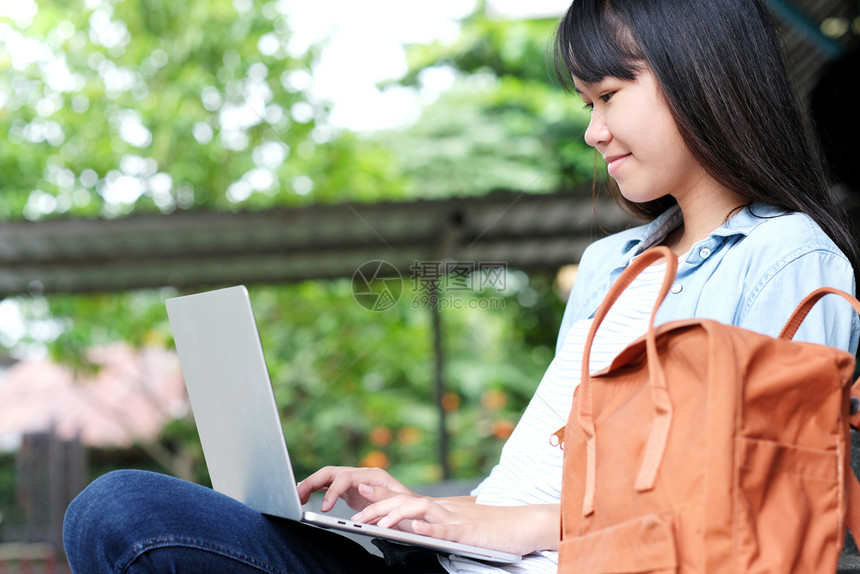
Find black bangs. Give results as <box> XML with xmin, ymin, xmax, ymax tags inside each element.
<box><xmin>553</xmin><ymin>0</ymin><xmax>643</xmax><ymax>90</ymax></box>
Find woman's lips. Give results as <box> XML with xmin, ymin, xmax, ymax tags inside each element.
<box><xmin>606</xmin><ymin>153</ymin><xmax>630</xmax><ymax>176</ymax></box>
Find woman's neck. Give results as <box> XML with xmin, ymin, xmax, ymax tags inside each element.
<box><xmin>661</xmin><ymin>181</ymin><xmax>747</xmax><ymax>256</ymax></box>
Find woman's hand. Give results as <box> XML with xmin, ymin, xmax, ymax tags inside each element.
<box><xmin>296</xmin><ymin>466</ymin><xmax>417</xmax><ymax>513</ymax></box>
<box><xmin>352</xmin><ymin>484</ymin><xmax>559</xmax><ymax>556</ymax></box>
<box><xmin>298</xmin><ymin>466</ymin><xmax>559</xmax><ymax>555</ymax></box>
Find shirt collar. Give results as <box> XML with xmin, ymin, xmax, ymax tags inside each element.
<box><xmin>620</xmin><ymin>202</ymin><xmax>785</xmax><ymax>261</ymax></box>
<box><xmin>621</xmin><ymin>205</ymin><xmax>682</xmax><ymax>257</ymax></box>
<box><xmin>708</xmin><ymin>202</ymin><xmax>785</xmax><ymax>237</ymax></box>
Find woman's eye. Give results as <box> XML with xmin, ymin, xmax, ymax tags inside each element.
<box><xmin>581</xmin><ymin>91</ymin><xmax>614</xmax><ymax>111</ymax></box>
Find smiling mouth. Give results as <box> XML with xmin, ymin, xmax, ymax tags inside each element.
<box><xmin>606</xmin><ymin>154</ymin><xmax>630</xmax><ymax>175</ymax></box>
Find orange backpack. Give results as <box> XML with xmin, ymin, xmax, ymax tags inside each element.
<box><xmin>558</xmin><ymin>246</ymin><xmax>860</xmax><ymax>573</ymax></box>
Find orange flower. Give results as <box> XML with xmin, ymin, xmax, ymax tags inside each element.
<box><xmin>441</xmin><ymin>392</ymin><xmax>460</xmax><ymax>412</ymax></box>
<box><xmin>492</xmin><ymin>419</ymin><xmax>515</xmax><ymax>440</ymax></box>
<box><xmin>482</xmin><ymin>389</ymin><xmax>508</xmax><ymax>410</ymax></box>
<box><xmin>360</xmin><ymin>450</ymin><xmax>390</xmax><ymax>469</ymax></box>
<box><xmin>397</xmin><ymin>427</ymin><xmax>422</xmax><ymax>445</ymax></box>
<box><xmin>369</xmin><ymin>426</ymin><xmax>392</xmax><ymax>446</ymax></box>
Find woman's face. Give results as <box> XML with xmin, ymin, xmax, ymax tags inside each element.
<box><xmin>573</xmin><ymin>67</ymin><xmax>711</xmax><ymax>206</ymax></box>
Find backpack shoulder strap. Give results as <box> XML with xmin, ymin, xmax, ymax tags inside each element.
<box><xmin>848</xmin><ymin>383</ymin><xmax>860</xmax><ymax>539</ymax></box>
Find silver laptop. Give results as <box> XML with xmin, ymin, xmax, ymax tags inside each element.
<box><xmin>165</xmin><ymin>285</ymin><xmax>521</xmax><ymax>564</ymax></box>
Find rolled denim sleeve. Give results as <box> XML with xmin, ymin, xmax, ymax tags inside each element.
<box><xmin>738</xmin><ymin>249</ymin><xmax>859</xmax><ymax>354</ymax></box>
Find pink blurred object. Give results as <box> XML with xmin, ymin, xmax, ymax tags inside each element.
<box><xmin>0</xmin><ymin>343</ymin><xmax>187</xmax><ymax>448</ymax></box>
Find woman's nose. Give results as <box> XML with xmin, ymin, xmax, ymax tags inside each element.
<box><xmin>584</xmin><ymin>111</ymin><xmax>610</xmax><ymax>149</ymax></box>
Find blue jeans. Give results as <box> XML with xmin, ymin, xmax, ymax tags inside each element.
<box><xmin>63</xmin><ymin>470</ymin><xmax>446</xmax><ymax>573</ymax></box>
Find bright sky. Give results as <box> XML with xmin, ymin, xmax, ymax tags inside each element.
<box><xmin>279</xmin><ymin>0</ymin><xmax>476</xmax><ymax>130</ymax></box>
<box><xmin>0</xmin><ymin>1</ymin><xmax>36</xmax><ymax>24</ymax></box>
<box><xmin>282</xmin><ymin>0</ymin><xmax>569</xmax><ymax>130</ymax></box>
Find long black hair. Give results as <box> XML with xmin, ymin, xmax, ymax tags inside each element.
<box><xmin>553</xmin><ymin>0</ymin><xmax>858</xmax><ymax>272</ymax></box>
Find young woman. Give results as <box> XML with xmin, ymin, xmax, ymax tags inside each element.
<box><xmin>63</xmin><ymin>0</ymin><xmax>859</xmax><ymax>573</ymax></box>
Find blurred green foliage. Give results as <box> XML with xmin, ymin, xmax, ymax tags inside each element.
<box><xmin>0</xmin><ymin>0</ymin><xmax>597</xmax><ymax>501</ymax></box>
<box><xmin>379</xmin><ymin>13</ymin><xmax>596</xmax><ymax>198</ymax></box>
<box><xmin>0</xmin><ymin>0</ymin><xmax>409</xmax><ymax>219</ymax></box>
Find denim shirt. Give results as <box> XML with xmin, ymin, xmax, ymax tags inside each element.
<box><xmin>556</xmin><ymin>203</ymin><xmax>860</xmax><ymax>355</ymax></box>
